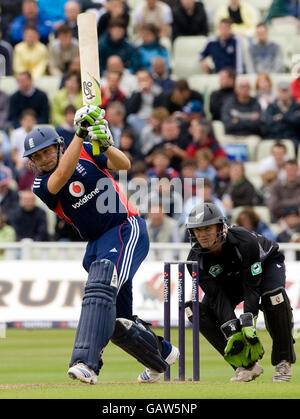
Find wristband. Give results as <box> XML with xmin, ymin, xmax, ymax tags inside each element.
<box><xmin>240</xmin><ymin>313</ymin><xmax>254</xmax><ymax>328</ymax></box>
<box><xmin>221</xmin><ymin>318</ymin><xmax>241</xmax><ymax>339</ymax></box>
<box><xmin>76</xmin><ymin>126</ymin><xmax>88</xmax><ymax>139</ymax></box>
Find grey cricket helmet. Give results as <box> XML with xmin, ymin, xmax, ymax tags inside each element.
<box><xmin>186</xmin><ymin>202</ymin><xmax>228</xmax><ymax>253</ymax></box>
<box><xmin>23</xmin><ymin>126</ymin><xmax>64</xmax><ymax>158</ymax></box>
<box><xmin>186</xmin><ymin>202</ymin><xmax>227</xmax><ymax>229</ymax></box>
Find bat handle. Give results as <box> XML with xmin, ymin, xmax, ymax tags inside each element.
<box><xmin>81</xmin><ymin>120</ymin><xmax>101</xmax><ymax>155</ymax></box>
<box><xmin>92</xmin><ymin>140</ymin><xmax>100</xmax><ymax>155</ymax></box>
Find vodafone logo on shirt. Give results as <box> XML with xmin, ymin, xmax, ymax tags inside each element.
<box><xmin>69</xmin><ymin>181</ymin><xmax>85</xmax><ymax>197</ymax></box>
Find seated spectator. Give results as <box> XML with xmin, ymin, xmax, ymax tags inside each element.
<box><xmin>48</xmin><ymin>23</ymin><xmax>79</xmax><ymax>76</ymax></box>
<box><xmin>55</xmin><ymin>104</ymin><xmax>76</xmax><ymax>148</ymax></box>
<box><xmin>1</xmin><ymin>0</ymin><xmax>22</xmax><ymax>42</ymax></box>
<box><xmin>129</xmin><ymin>160</ymin><xmax>148</xmax><ymax>182</ymax></box>
<box><xmin>181</xmin><ymin>177</ymin><xmax>226</xmax><ymax>226</ymax></box>
<box><xmin>13</xmin><ymin>24</ymin><xmax>48</xmax><ymax>78</ymax></box>
<box><xmin>215</xmin><ymin>0</ymin><xmax>259</xmax><ymax>37</ymax></box>
<box><xmin>146</xmin><ymin>201</ymin><xmax>180</xmax><ymax>259</ymax></box>
<box><xmin>222</xmin><ymin>161</ymin><xmax>259</xmax><ymax>212</ymax></box>
<box><xmin>0</xmin><ymin>208</ymin><xmax>16</xmax><ymax>259</ymax></box>
<box><xmin>146</xmin><ymin>117</ymin><xmax>190</xmax><ymax>172</ymax></box>
<box><xmin>171</xmin><ymin>0</ymin><xmax>208</xmax><ymax>41</ymax></box>
<box><xmin>200</xmin><ymin>18</ymin><xmax>243</xmax><ymax>74</ymax></box>
<box><xmin>265</xmin><ymin>0</ymin><xmax>300</xmax><ymax>25</ymax></box>
<box><xmin>140</xmin><ymin>106</ymin><xmax>170</xmax><ymax>156</ymax></box>
<box><xmin>118</xmin><ymin>129</ymin><xmax>143</xmax><ymax>163</ymax></box>
<box><xmin>210</xmin><ymin>67</ymin><xmax>236</xmax><ymax>121</ymax></box>
<box><xmin>10</xmin><ymin>189</ymin><xmax>48</xmax><ymax>241</ymax></box>
<box><xmin>267</xmin><ymin>159</ymin><xmax>300</xmax><ymax>221</ymax></box>
<box><xmin>146</xmin><ymin>148</ymin><xmax>179</xmax><ymax>179</ymax></box>
<box><xmin>148</xmin><ymin>175</ymin><xmax>183</xmax><ymax>221</ymax></box>
<box><xmin>106</xmin><ymin>101</ymin><xmax>137</xmax><ymax>149</ymax></box>
<box><xmin>9</xmin><ymin>0</ymin><xmax>53</xmax><ymax>45</ymax></box>
<box><xmin>54</xmin><ymin>215</ymin><xmax>83</xmax><ymax>241</ymax></box>
<box><xmin>131</xmin><ymin>23</ymin><xmax>170</xmax><ymax>74</ymax></box>
<box><xmin>214</xmin><ymin>157</ymin><xmax>231</xmax><ymax>199</ymax></box>
<box><xmin>0</xmin><ymin>25</ymin><xmax>13</xmax><ymax>76</ymax></box>
<box><xmin>291</xmin><ymin>68</ymin><xmax>300</xmax><ymax>104</ymax></box>
<box><xmin>59</xmin><ymin>54</ymin><xmax>81</xmax><ymax>88</ymax></box>
<box><xmin>0</xmin><ymin>130</ymin><xmax>12</xmax><ymax>165</ymax></box>
<box><xmin>132</xmin><ymin>0</ymin><xmax>173</xmax><ymax>40</ymax></box>
<box><xmin>97</xmin><ymin>0</ymin><xmax>130</xmax><ymax>37</ymax></box>
<box><xmin>179</xmin><ymin>159</ymin><xmax>198</xmax><ymax>201</ymax></box>
<box><xmin>276</xmin><ymin>205</ymin><xmax>300</xmax><ymax>260</ymax></box>
<box><xmin>0</xmin><ymin>85</ymin><xmax>10</xmax><ymax>131</ymax></box>
<box><xmin>10</xmin><ymin>109</ymin><xmax>36</xmax><ymax>185</ymax></box>
<box><xmin>126</xmin><ymin>161</ymin><xmax>149</xmax><ymax>215</ymax></box>
<box><xmin>255</xmin><ymin>71</ymin><xmax>276</xmax><ymax>112</ymax></box>
<box><xmin>51</xmin><ymin>70</ymin><xmax>82</xmax><ymax>126</ymax></box>
<box><xmin>151</xmin><ymin>56</ymin><xmax>175</xmax><ymax>92</ymax></box>
<box><xmin>98</xmin><ymin>17</ymin><xmax>136</xmax><ymax>76</ymax></box>
<box><xmin>100</xmin><ymin>70</ymin><xmax>126</xmax><ymax>109</ymax></box>
<box><xmin>194</xmin><ymin>148</ymin><xmax>217</xmax><ymax>184</ymax></box>
<box><xmin>185</xmin><ymin>118</ymin><xmax>227</xmax><ymax>161</ymax></box>
<box><xmin>102</xmin><ymin>55</ymin><xmax>138</xmax><ymax>98</ymax></box>
<box><xmin>0</xmin><ymin>166</ymin><xmax>20</xmax><ymax>224</ymax></box>
<box><xmin>264</xmin><ymin>81</ymin><xmax>300</xmax><ymax>150</ymax></box>
<box><xmin>8</xmin><ymin>71</ymin><xmax>49</xmax><ymax>128</ymax></box>
<box><xmin>221</xmin><ymin>76</ymin><xmax>263</xmax><ymax>142</ymax></box>
<box><xmin>125</xmin><ymin>69</ymin><xmax>162</xmax><ymax>133</ymax></box>
<box><xmin>259</xmin><ymin>141</ymin><xmax>288</xmax><ymax>185</ymax></box>
<box><xmin>247</xmin><ymin>23</ymin><xmax>285</xmax><ymax>74</ymax></box>
<box><xmin>160</xmin><ymin>78</ymin><xmax>204</xmax><ymax>116</ymax></box>
<box><xmin>235</xmin><ymin>206</ymin><xmax>276</xmax><ymax>241</ymax></box>
<box><xmin>61</xmin><ymin>0</ymin><xmax>81</xmax><ymax>39</ymax></box>
<box><xmin>37</xmin><ymin>0</ymin><xmax>68</xmax><ymax>29</ymax></box>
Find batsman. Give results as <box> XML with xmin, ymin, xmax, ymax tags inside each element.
<box><xmin>23</xmin><ymin>105</ymin><xmax>178</xmax><ymax>384</ymax></box>
<box><xmin>185</xmin><ymin>202</ymin><xmax>296</xmax><ymax>382</ymax></box>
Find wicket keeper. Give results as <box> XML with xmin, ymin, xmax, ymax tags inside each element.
<box><xmin>23</xmin><ymin>105</ymin><xmax>178</xmax><ymax>384</ymax></box>
<box><xmin>185</xmin><ymin>202</ymin><xmax>296</xmax><ymax>382</ymax></box>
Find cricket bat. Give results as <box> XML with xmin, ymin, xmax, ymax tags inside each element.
<box><xmin>77</xmin><ymin>12</ymin><xmax>102</xmax><ymax>155</ymax></box>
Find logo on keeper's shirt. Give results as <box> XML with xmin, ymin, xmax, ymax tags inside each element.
<box><xmin>69</xmin><ymin>181</ymin><xmax>85</xmax><ymax>197</ymax></box>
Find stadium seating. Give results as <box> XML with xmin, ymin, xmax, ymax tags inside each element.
<box><xmin>266</xmin><ymin>34</ymin><xmax>294</xmax><ymax>71</ymax></box>
<box><xmin>1</xmin><ymin>75</ymin><xmax>61</xmax><ymax>101</ymax></box>
<box><xmin>244</xmin><ymin>161</ymin><xmax>262</xmax><ymax>189</ymax></box>
<box><xmin>188</xmin><ymin>73</ymin><xmax>219</xmax><ymax>115</ymax></box>
<box><xmin>247</xmin><ymin>0</ymin><xmax>272</xmax><ymax>17</ymax></box>
<box><xmin>211</xmin><ymin>120</ymin><xmax>226</xmax><ymax>142</ymax></box>
<box><xmin>172</xmin><ymin>36</ymin><xmax>208</xmax><ymax>78</ymax></box>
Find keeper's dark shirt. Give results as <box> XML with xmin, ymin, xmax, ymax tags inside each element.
<box><xmin>187</xmin><ymin>226</ymin><xmax>280</xmax><ymax>323</ymax></box>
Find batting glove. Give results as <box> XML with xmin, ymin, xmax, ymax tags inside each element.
<box><xmin>74</xmin><ymin>105</ymin><xmax>105</xmax><ymax>138</ymax></box>
<box><xmin>87</xmin><ymin>120</ymin><xmax>114</xmax><ymax>152</ymax></box>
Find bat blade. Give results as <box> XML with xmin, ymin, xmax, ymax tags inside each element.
<box><xmin>77</xmin><ymin>12</ymin><xmax>101</xmax><ymax>155</ymax></box>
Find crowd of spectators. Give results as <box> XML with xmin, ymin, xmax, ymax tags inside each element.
<box><xmin>0</xmin><ymin>0</ymin><xmax>300</xmax><ymax>258</ymax></box>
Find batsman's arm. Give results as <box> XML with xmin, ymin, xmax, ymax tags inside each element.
<box><xmin>47</xmin><ymin>133</ymin><xmax>84</xmax><ymax>195</ymax></box>
<box><xmin>105</xmin><ymin>147</ymin><xmax>131</xmax><ymax>171</ymax></box>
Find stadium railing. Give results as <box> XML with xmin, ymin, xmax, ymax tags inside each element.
<box><xmin>0</xmin><ymin>240</ymin><xmax>299</xmax><ymax>262</ymax></box>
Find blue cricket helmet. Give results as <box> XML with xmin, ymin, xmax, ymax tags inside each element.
<box><xmin>23</xmin><ymin>126</ymin><xmax>64</xmax><ymax>158</ymax></box>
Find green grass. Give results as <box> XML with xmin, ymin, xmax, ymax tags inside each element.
<box><xmin>0</xmin><ymin>328</ymin><xmax>299</xmax><ymax>399</ymax></box>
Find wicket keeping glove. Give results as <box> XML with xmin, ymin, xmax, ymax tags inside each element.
<box><xmin>240</xmin><ymin>313</ymin><xmax>264</xmax><ymax>362</ymax></box>
<box><xmin>87</xmin><ymin>120</ymin><xmax>114</xmax><ymax>152</ymax></box>
<box><xmin>74</xmin><ymin>105</ymin><xmax>105</xmax><ymax>139</ymax></box>
<box><xmin>221</xmin><ymin>319</ymin><xmax>252</xmax><ymax>368</ymax></box>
